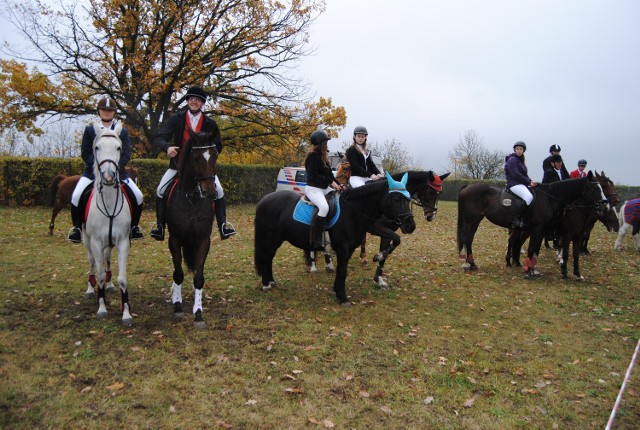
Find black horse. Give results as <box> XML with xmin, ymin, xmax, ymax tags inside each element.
<box><xmin>580</xmin><ymin>171</ymin><xmax>620</xmax><ymax>254</ymax></box>
<box><xmin>457</xmin><ymin>173</ymin><xmax>605</xmax><ymax>277</ymax></box>
<box><xmin>254</xmin><ymin>176</ymin><xmax>416</xmax><ymax>304</ymax></box>
<box><xmin>368</xmin><ymin>171</ymin><xmax>450</xmax><ymax>287</ymax></box>
<box><xmin>164</xmin><ymin>128</ymin><xmax>219</xmax><ymax>328</ymax></box>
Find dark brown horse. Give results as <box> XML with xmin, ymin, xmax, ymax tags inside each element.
<box><xmin>580</xmin><ymin>171</ymin><xmax>620</xmax><ymax>254</ymax></box>
<box><xmin>48</xmin><ymin>166</ymin><xmax>139</xmax><ymax>235</ymax></box>
<box><xmin>164</xmin><ymin>129</ymin><xmax>218</xmax><ymax>329</ymax></box>
<box><xmin>457</xmin><ymin>173</ymin><xmax>605</xmax><ymax>277</ymax></box>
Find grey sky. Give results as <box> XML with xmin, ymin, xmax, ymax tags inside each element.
<box><xmin>300</xmin><ymin>0</ymin><xmax>640</xmax><ymax>185</ymax></box>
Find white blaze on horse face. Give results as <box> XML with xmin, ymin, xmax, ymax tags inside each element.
<box><xmin>203</xmin><ymin>149</ymin><xmax>211</xmax><ymax>162</ymax></box>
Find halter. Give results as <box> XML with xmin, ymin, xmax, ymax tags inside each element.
<box><xmin>411</xmin><ymin>176</ymin><xmax>443</xmax><ymax>213</ymax></box>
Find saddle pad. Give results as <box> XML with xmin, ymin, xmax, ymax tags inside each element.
<box><xmin>83</xmin><ymin>185</ymin><xmax>133</xmax><ymax>222</ymax></box>
<box><xmin>624</xmin><ymin>198</ymin><xmax>640</xmax><ymax>224</ymax></box>
<box><xmin>292</xmin><ymin>198</ymin><xmax>340</xmax><ymax>228</ymax></box>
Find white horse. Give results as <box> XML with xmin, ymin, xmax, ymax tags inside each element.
<box><xmin>83</xmin><ymin>125</ymin><xmax>133</xmax><ymax>326</ymax></box>
<box><xmin>614</xmin><ymin>199</ymin><xmax>640</xmax><ymax>252</ymax></box>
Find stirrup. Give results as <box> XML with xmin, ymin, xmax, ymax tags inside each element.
<box><xmin>150</xmin><ymin>224</ymin><xmax>165</xmax><ymax>241</ymax></box>
<box><xmin>67</xmin><ymin>227</ymin><xmax>82</xmax><ymax>244</ymax></box>
<box><xmin>220</xmin><ymin>222</ymin><xmax>236</xmax><ymax>240</ymax></box>
<box><xmin>130</xmin><ymin>225</ymin><xmax>144</xmax><ymax>240</ymax></box>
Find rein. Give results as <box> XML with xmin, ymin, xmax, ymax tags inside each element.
<box><xmin>95</xmin><ymin>159</ymin><xmax>126</xmax><ymax>248</ymax></box>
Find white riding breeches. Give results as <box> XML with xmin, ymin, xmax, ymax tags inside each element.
<box><xmin>71</xmin><ymin>176</ymin><xmax>93</xmax><ymax>206</ymax></box>
<box><xmin>304</xmin><ymin>185</ymin><xmax>332</xmax><ymax>217</ymax></box>
<box><xmin>509</xmin><ymin>184</ymin><xmax>533</xmax><ymax>205</ymax></box>
<box><xmin>349</xmin><ymin>175</ymin><xmax>372</xmax><ymax>188</ymax></box>
<box><xmin>156</xmin><ymin>168</ymin><xmax>224</xmax><ymax>199</ymax></box>
<box><xmin>122</xmin><ymin>177</ymin><xmax>143</xmax><ymax>204</ymax></box>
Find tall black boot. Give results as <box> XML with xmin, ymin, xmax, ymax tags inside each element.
<box><xmin>67</xmin><ymin>203</ymin><xmax>82</xmax><ymax>243</ymax></box>
<box><xmin>512</xmin><ymin>204</ymin><xmax>527</xmax><ymax>229</ymax></box>
<box><xmin>310</xmin><ymin>215</ymin><xmax>326</xmax><ymax>250</ymax></box>
<box><xmin>215</xmin><ymin>196</ymin><xmax>236</xmax><ymax>240</ymax></box>
<box><xmin>130</xmin><ymin>202</ymin><xmax>144</xmax><ymax>240</ymax></box>
<box><xmin>150</xmin><ymin>197</ymin><xmax>166</xmax><ymax>241</ymax></box>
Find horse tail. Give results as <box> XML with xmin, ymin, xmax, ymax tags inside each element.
<box><xmin>48</xmin><ymin>174</ymin><xmax>67</xmax><ymax>207</ymax></box>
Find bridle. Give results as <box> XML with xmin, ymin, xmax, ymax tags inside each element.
<box><xmin>93</xmin><ymin>138</ymin><xmax>126</xmax><ymax>247</ymax></box>
<box><xmin>411</xmin><ymin>177</ymin><xmax>443</xmax><ymax>216</ymax></box>
<box><xmin>180</xmin><ymin>144</ymin><xmax>218</xmax><ymax>200</ymax></box>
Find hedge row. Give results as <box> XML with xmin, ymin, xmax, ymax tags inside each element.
<box><xmin>1</xmin><ymin>157</ymin><xmax>638</xmax><ymax>207</ymax></box>
<box><xmin>0</xmin><ymin>157</ymin><xmax>279</xmax><ymax>207</ymax></box>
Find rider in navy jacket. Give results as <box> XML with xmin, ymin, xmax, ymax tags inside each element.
<box><xmin>504</xmin><ymin>141</ymin><xmax>537</xmax><ymax>228</ymax></box>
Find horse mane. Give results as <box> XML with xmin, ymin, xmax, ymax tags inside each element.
<box><xmin>538</xmin><ymin>176</ymin><xmax>588</xmax><ymax>200</ymax></box>
<box><xmin>178</xmin><ymin>135</ymin><xmax>195</xmax><ymax>179</ymax></box>
<box><xmin>392</xmin><ymin>170</ymin><xmax>435</xmax><ymax>185</ymax></box>
<box><xmin>345</xmin><ymin>179</ymin><xmax>389</xmax><ymax>200</ymax></box>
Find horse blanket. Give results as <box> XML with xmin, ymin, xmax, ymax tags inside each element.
<box><xmin>623</xmin><ymin>198</ymin><xmax>640</xmax><ymax>225</ymax></box>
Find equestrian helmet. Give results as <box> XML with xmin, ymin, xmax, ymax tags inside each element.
<box><xmin>185</xmin><ymin>86</ymin><xmax>207</xmax><ymax>102</ymax></box>
<box><xmin>353</xmin><ymin>125</ymin><xmax>368</xmax><ymax>136</ymax></box>
<box><xmin>549</xmin><ymin>144</ymin><xmax>561</xmax><ymax>153</ymax></box>
<box><xmin>513</xmin><ymin>141</ymin><xmax>527</xmax><ymax>151</ymax></box>
<box><xmin>578</xmin><ymin>159</ymin><xmax>587</xmax><ymax>166</ymax></box>
<box><xmin>549</xmin><ymin>154</ymin><xmax>563</xmax><ymax>163</ymax></box>
<box><xmin>310</xmin><ymin>130</ymin><xmax>330</xmax><ymax>146</ymax></box>
<box><xmin>97</xmin><ymin>97</ymin><xmax>117</xmax><ymax>111</ymax></box>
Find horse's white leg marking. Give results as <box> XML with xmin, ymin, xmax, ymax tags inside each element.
<box><xmin>615</xmin><ymin>222</ymin><xmax>629</xmax><ymax>250</ymax></box>
<box><xmin>633</xmin><ymin>231</ymin><xmax>640</xmax><ymax>252</ymax></box>
<box><xmin>375</xmin><ymin>276</ymin><xmax>388</xmax><ymax>288</ymax></box>
<box><xmin>193</xmin><ymin>287</ymin><xmax>203</xmax><ymax>315</ymax></box>
<box><xmin>171</xmin><ymin>281</ymin><xmax>182</xmax><ymax>304</ymax></box>
<box><xmin>325</xmin><ymin>259</ymin><xmax>335</xmax><ymax>272</ymax></box>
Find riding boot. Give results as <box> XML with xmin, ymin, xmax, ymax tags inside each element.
<box><xmin>512</xmin><ymin>204</ymin><xmax>527</xmax><ymax>229</ymax></box>
<box><xmin>215</xmin><ymin>196</ymin><xmax>236</xmax><ymax>240</ymax></box>
<box><xmin>67</xmin><ymin>203</ymin><xmax>82</xmax><ymax>243</ymax></box>
<box><xmin>310</xmin><ymin>215</ymin><xmax>326</xmax><ymax>250</ymax></box>
<box><xmin>130</xmin><ymin>202</ymin><xmax>144</xmax><ymax>240</ymax></box>
<box><xmin>150</xmin><ymin>197</ymin><xmax>166</xmax><ymax>241</ymax></box>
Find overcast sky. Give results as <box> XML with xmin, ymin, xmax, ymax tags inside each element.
<box><xmin>299</xmin><ymin>0</ymin><xmax>640</xmax><ymax>185</ymax></box>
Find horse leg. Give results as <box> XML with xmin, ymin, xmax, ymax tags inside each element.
<box><xmin>116</xmin><ymin>240</ymin><xmax>133</xmax><ymax>326</ymax></box>
<box><xmin>373</xmin><ymin>235</ymin><xmax>398</xmax><ymax>288</ymax></box>
<box><xmin>168</xmin><ymin>236</ymin><xmax>185</xmax><ymax>319</ymax></box>
<box><xmin>85</xmin><ymin>252</ymin><xmax>97</xmax><ymax>299</ymax></box>
<box><xmin>333</xmin><ymin>248</ymin><xmax>353</xmax><ymax>305</ymax></box>
<box><xmin>559</xmin><ymin>236</ymin><xmax>569</xmax><ymax>279</ymax></box>
<box><xmin>458</xmin><ymin>219</ymin><xmax>480</xmax><ymax>272</ymax></box>
<box><xmin>523</xmin><ymin>231</ymin><xmax>543</xmax><ymax>278</ymax></box>
<box><xmin>572</xmin><ymin>237</ymin><xmax>584</xmax><ymax>281</ymax></box>
<box><xmin>323</xmin><ymin>252</ymin><xmax>335</xmax><ymax>273</ymax></box>
<box><xmin>359</xmin><ymin>235</ymin><xmax>368</xmax><ymax>264</ymax></box>
<box><xmin>191</xmin><ymin>239</ymin><xmax>211</xmax><ymax>330</ymax></box>
<box><xmin>91</xmin><ymin>244</ymin><xmax>108</xmax><ymax>319</ymax></box>
<box><xmin>614</xmin><ymin>222</ymin><xmax>629</xmax><ymax>250</ymax></box>
<box><xmin>49</xmin><ymin>203</ymin><xmax>64</xmax><ymax>235</ymax></box>
<box><xmin>306</xmin><ymin>250</ymin><xmax>318</xmax><ymax>273</ymax></box>
<box><xmin>104</xmin><ymin>250</ymin><xmax>116</xmax><ymax>293</ymax></box>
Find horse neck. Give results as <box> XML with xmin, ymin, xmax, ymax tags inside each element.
<box><xmin>343</xmin><ymin>183</ymin><xmax>388</xmax><ymax>228</ymax></box>
<box><xmin>543</xmin><ymin>177</ymin><xmax>588</xmax><ymax>205</ymax></box>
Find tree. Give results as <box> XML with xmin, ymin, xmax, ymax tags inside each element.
<box><xmin>448</xmin><ymin>130</ymin><xmax>505</xmax><ymax>179</ymax></box>
<box><xmin>0</xmin><ymin>0</ymin><xmax>345</xmax><ymax>160</ymax></box>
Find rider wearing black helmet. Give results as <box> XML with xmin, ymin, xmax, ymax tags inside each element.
<box><xmin>570</xmin><ymin>159</ymin><xmax>588</xmax><ymax>178</ymax></box>
<box><xmin>67</xmin><ymin>97</ymin><xmax>144</xmax><ymax>243</ymax></box>
<box><xmin>304</xmin><ymin>130</ymin><xmax>343</xmax><ymax>249</ymax></box>
<box><xmin>504</xmin><ymin>141</ymin><xmax>537</xmax><ymax>229</ymax></box>
<box><xmin>542</xmin><ymin>154</ymin><xmax>569</xmax><ymax>183</ymax></box>
<box><xmin>345</xmin><ymin>125</ymin><xmax>383</xmax><ymax>188</ymax></box>
<box><xmin>542</xmin><ymin>144</ymin><xmax>569</xmax><ymax>180</ymax></box>
<box><xmin>150</xmin><ymin>85</ymin><xmax>236</xmax><ymax>241</ymax></box>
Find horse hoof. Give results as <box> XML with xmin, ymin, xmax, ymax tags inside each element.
<box><xmin>96</xmin><ymin>311</ymin><xmax>108</xmax><ymax>319</ymax></box>
<box><xmin>339</xmin><ymin>301</ymin><xmax>352</xmax><ymax>307</ymax></box>
<box><xmin>360</xmin><ymin>258</ymin><xmax>368</xmax><ymax>265</ymax></box>
<box><xmin>194</xmin><ymin>320</ymin><xmax>206</xmax><ymax>330</ymax></box>
<box><xmin>174</xmin><ymin>312</ymin><xmax>185</xmax><ymax>320</ymax></box>
<box><xmin>122</xmin><ymin>317</ymin><xmax>134</xmax><ymax>327</ymax></box>
<box><xmin>308</xmin><ymin>265</ymin><xmax>317</xmax><ymax>273</ymax></box>
<box><xmin>574</xmin><ymin>276</ymin><xmax>585</xmax><ymax>282</ymax></box>
<box><xmin>325</xmin><ymin>266</ymin><xmax>334</xmax><ymax>273</ymax></box>
<box><xmin>262</xmin><ymin>281</ymin><xmax>276</xmax><ymax>291</ymax></box>
<box><xmin>106</xmin><ymin>284</ymin><xmax>117</xmax><ymax>294</ymax></box>
<box><xmin>84</xmin><ymin>291</ymin><xmax>95</xmax><ymax>299</ymax></box>
<box><xmin>48</xmin><ymin>231</ymin><xmax>53</xmax><ymax>236</ymax></box>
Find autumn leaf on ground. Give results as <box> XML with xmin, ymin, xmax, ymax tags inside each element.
<box><xmin>215</xmin><ymin>420</ymin><xmax>233</xmax><ymax>429</ymax></box>
<box><xmin>106</xmin><ymin>382</ymin><xmax>124</xmax><ymax>391</ymax></box>
<box><xmin>424</xmin><ymin>396</ymin><xmax>434</xmax><ymax>405</ymax></box>
<box><xmin>321</xmin><ymin>419</ymin><xmax>335</xmax><ymax>428</ymax></box>
<box><xmin>285</xmin><ymin>387</ymin><xmax>303</xmax><ymax>394</ymax></box>
<box><xmin>380</xmin><ymin>406</ymin><xmax>393</xmax><ymax>414</ymax></box>
<box><xmin>463</xmin><ymin>396</ymin><xmax>477</xmax><ymax>408</ymax></box>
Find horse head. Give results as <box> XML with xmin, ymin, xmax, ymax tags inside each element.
<box><xmin>595</xmin><ymin>171</ymin><xmax>620</xmax><ymax>207</ymax></box>
<box><xmin>414</xmin><ymin>171</ymin><xmax>451</xmax><ymax>221</ymax></box>
<box><xmin>384</xmin><ymin>172</ymin><xmax>416</xmax><ymax>234</ymax></box>
<box><xmin>93</xmin><ymin>126</ymin><xmax>123</xmax><ymax>187</ymax></box>
<box><xmin>181</xmin><ymin>127</ymin><xmax>219</xmax><ymax>199</ymax></box>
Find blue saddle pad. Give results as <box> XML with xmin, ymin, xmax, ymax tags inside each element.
<box><xmin>293</xmin><ymin>198</ymin><xmax>340</xmax><ymax>228</ymax></box>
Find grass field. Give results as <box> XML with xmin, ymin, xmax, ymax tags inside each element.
<box><xmin>1</xmin><ymin>202</ymin><xmax>639</xmax><ymax>429</ymax></box>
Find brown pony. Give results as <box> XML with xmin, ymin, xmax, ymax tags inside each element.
<box><xmin>48</xmin><ymin>166</ymin><xmax>139</xmax><ymax>235</ymax></box>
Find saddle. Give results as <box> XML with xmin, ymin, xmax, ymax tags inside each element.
<box><xmin>500</xmin><ymin>187</ymin><xmax>532</xmax><ymax>212</ymax></box>
<box><xmin>293</xmin><ymin>191</ymin><xmax>340</xmax><ymax>227</ymax></box>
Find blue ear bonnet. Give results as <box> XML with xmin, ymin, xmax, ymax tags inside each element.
<box><xmin>385</xmin><ymin>171</ymin><xmax>410</xmax><ymax>199</ymax></box>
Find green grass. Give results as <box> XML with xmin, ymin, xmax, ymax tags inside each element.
<box><xmin>0</xmin><ymin>202</ymin><xmax>639</xmax><ymax>429</ymax></box>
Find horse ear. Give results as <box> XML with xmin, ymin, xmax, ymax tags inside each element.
<box><xmin>114</xmin><ymin>122</ymin><xmax>123</xmax><ymax>136</ymax></box>
<box><xmin>401</xmin><ymin>172</ymin><xmax>409</xmax><ymax>186</ymax></box>
<box><xmin>587</xmin><ymin>170</ymin><xmax>594</xmax><ymax>179</ymax></box>
<box><xmin>440</xmin><ymin>172</ymin><xmax>451</xmax><ymax>180</ymax></box>
<box><xmin>385</xmin><ymin>171</ymin><xmax>393</xmax><ymax>185</ymax></box>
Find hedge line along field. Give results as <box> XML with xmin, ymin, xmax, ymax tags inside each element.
<box><xmin>1</xmin><ymin>202</ymin><xmax>638</xmax><ymax>429</ymax></box>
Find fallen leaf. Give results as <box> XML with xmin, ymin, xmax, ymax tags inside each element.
<box><xmin>424</xmin><ymin>396</ymin><xmax>434</xmax><ymax>405</ymax></box>
<box><xmin>463</xmin><ymin>396</ymin><xmax>476</xmax><ymax>408</ymax></box>
<box><xmin>106</xmin><ymin>382</ymin><xmax>124</xmax><ymax>391</ymax></box>
<box><xmin>245</xmin><ymin>399</ymin><xmax>257</xmax><ymax>406</ymax></box>
<box><xmin>169</xmin><ymin>405</ymin><xmax>176</xmax><ymax>413</ymax></box>
<box><xmin>292</xmin><ymin>369</ymin><xmax>303</xmax><ymax>375</ymax></box>
<box><xmin>308</xmin><ymin>417</ymin><xmax>319</xmax><ymax>424</ymax></box>
<box><xmin>281</xmin><ymin>374</ymin><xmax>296</xmax><ymax>381</ymax></box>
<box><xmin>359</xmin><ymin>391</ymin><xmax>370</xmax><ymax>398</ymax></box>
<box><xmin>321</xmin><ymin>419</ymin><xmax>335</xmax><ymax>428</ymax></box>
<box><xmin>285</xmin><ymin>387</ymin><xmax>303</xmax><ymax>394</ymax></box>
<box><xmin>80</xmin><ymin>386</ymin><xmax>92</xmax><ymax>393</ymax></box>
<box><xmin>380</xmin><ymin>405</ymin><xmax>393</xmax><ymax>414</ymax></box>
<box><xmin>215</xmin><ymin>420</ymin><xmax>233</xmax><ymax>429</ymax></box>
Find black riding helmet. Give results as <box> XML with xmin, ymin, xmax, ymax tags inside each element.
<box><xmin>513</xmin><ymin>141</ymin><xmax>527</xmax><ymax>152</ymax></box>
<box><xmin>185</xmin><ymin>86</ymin><xmax>207</xmax><ymax>102</ymax></box>
<box><xmin>578</xmin><ymin>159</ymin><xmax>587</xmax><ymax>166</ymax></box>
<box><xmin>353</xmin><ymin>125</ymin><xmax>368</xmax><ymax>135</ymax></box>
<box><xmin>310</xmin><ymin>130</ymin><xmax>330</xmax><ymax>146</ymax></box>
<box><xmin>549</xmin><ymin>144</ymin><xmax>561</xmax><ymax>153</ymax></box>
